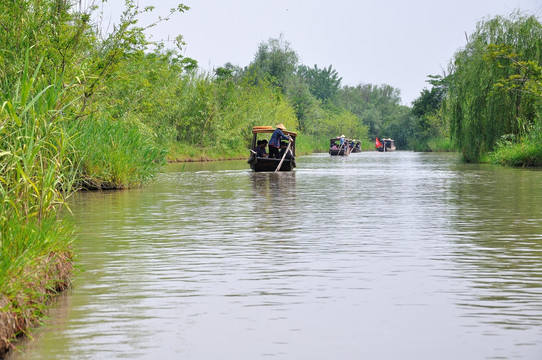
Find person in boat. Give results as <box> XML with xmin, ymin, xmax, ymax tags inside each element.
<box><xmin>258</xmin><ymin>139</ymin><xmax>269</xmax><ymax>157</ymax></box>
<box><xmin>269</xmin><ymin>123</ymin><xmax>293</xmax><ymax>158</ymax></box>
<box><xmin>279</xmin><ymin>141</ymin><xmax>292</xmax><ymax>159</ymax></box>
<box><xmin>339</xmin><ymin>135</ymin><xmax>347</xmax><ymax>151</ymax></box>
<box><xmin>355</xmin><ymin>142</ymin><xmax>361</xmax><ymax>151</ymax></box>
<box><xmin>331</xmin><ymin>142</ymin><xmax>338</xmax><ymax>150</ymax></box>
<box><xmin>253</xmin><ymin>140</ymin><xmax>262</xmax><ymax>154</ymax></box>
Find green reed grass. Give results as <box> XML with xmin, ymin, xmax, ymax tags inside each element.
<box><xmin>0</xmin><ymin>56</ymin><xmax>76</xmax><ymax>351</ymax></box>
<box><xmin>70</xmin><ymin>117</ymin><xmax>166</xmax><ymax>189</ymax></box>
<box><xmin>490</xmin><ymin>129</ymin><xmax>542</xmax><ymax>166</ymax></box>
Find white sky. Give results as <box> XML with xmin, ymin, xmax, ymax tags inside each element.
<box><xmin>94</xmin><ymin>0</ymin><xmax>542</xmax><ymax>105</ymax></box>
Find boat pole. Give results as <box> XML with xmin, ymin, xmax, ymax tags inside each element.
<box><xmin>275</xmin><ymin>141</ymin><xmax>292</xmax><ymax>172</ymax></box>
<box><xmin>337</xmin><ymin>142</ymin><xmax>344</xmax><ymax>155</ymax></box>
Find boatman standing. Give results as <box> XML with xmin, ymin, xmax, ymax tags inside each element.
<box><xmin>269</xmin><ymin>123</ymin><xmax>293</xmax><ymax>159</ymax></box>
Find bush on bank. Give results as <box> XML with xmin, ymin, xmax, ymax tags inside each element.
<box><xmin>490</xmin><ymin>125</ymin><xmax>542</xmax><ymax>166</ymax></box>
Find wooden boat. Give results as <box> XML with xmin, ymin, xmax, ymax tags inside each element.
<box><xmin>377</xmin><ymin>138</ymin><xmax>396</xmax><ymax>152</ymax></box>
<box><xmin>350</xmin><ymin>140</ymin><xmax>362</xmax><ymax>153</ymax></box>
<box><xmin>247</xmin><ymin>126</ymin><xmax>297</xmax><ymax>172</ymax></box>
<box><xmin>329</xmin><ymin>136</ymin><xmax>350</xmax><ymax>156</ymax></box>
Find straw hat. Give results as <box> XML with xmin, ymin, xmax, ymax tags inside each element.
<box><xmin>276</xmin><ymin>123</ymin><xmax>286</xmax><ymax>130</ymax></box>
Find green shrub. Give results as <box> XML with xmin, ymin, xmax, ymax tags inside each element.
<box><xmin>490</xmin><ymin>131</ymin><xmax>542</xmax><ymax>166</ymax></box>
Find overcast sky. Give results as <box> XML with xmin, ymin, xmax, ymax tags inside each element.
<box><xmin>94</xmin><ymin>0</ymin><xmax>542</xmax><ymax>105</ymax></box>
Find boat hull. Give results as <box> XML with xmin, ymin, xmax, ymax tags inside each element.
<box><xmin>248</xmin><ymin>156</ymin><xmax>296</xmax><ymax>172</ymax></box>
<box><xmin>329</xmin><ymin>149</ymin><xmax>348</xmax><ymax>156</ymax></box>
<box><xmin>377</xmin><ymin>146</ymin><xmax>396</xmax><ymax>152</ymax></box>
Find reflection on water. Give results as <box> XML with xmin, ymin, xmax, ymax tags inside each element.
<box><xmin>10</xmin><ymin>153</ymin><xmax>542</xmax><ymax>360</ymax></box>
<box><xmin>447</xmin><ymin>164</ymin><xmax>542</xmax><ymax>334</ymax></box>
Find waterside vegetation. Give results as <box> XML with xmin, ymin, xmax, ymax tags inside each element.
<box><xmin>448</xmin><ymin>12</ymin><xmax>542</xmax><ymax>163</ymax></box>
<box><xmin>1</xmin><ymin>0</ymin><xmax>542</xmax><ymax>355</ymax></box>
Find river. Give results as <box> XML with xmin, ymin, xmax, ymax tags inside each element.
<box><xmin>10</xmin><ymin>152</ymin><xmax>542</xmax><ymax>359</ymax></box>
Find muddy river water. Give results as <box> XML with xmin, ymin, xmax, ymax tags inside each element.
<box><xmin>10</xmin><ymin>152</ymin><xmax>542</xmax><ymax>359</ymax></box>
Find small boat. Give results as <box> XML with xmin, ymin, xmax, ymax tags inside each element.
<box><xmin>350</xmin><ymin>140</ymin><xmax>362</xmax><ymax>153</ymax></box>
<box><xmin>377</xmin><ymin>138</ymin><xmax>396</xmax><ymax>152</ymax></box>
<box><xmin>329</xmin><ymin>136</ymin><xmax>350</xmax><ymax>156</ymax></box>
<box><xmin>247</xmin><ymin>126</ymin><xmax>297</xmax><ymax>172</ymax></box>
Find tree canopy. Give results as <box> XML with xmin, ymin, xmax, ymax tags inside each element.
<box><xmin>447</xmin><ymin>12</ymin><xmax>542</xmax><ymax>161</ymax></box>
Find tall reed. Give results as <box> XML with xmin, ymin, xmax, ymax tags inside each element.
<box><xmin>0</xmin><ymin>56</ymin><xmax>76</xmax><ymax>352</ymax></box>
<box><xmin>70</xmin><ymin>117</ymin><xmax>166</xmax><ymax>189</ymax></box>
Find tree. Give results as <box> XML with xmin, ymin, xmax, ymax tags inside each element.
<box><xmin>297</xmin><ymin>64</ymin><xmax>342</xmax><ymax>102</ymax></box>
<box><xmin>485</xmin><ymin>44</ymin><xmax>542</xmax><ymax>100</ymax></box>
<box><xmin>283</xmin><ymin>75</ymin><xmax>321</xmax><ymax>132</ymax></box>
<box><xmin>411</xmin><ymin>86</ymin><xmax>446</xmax><ymax>134</ymax></box>
<box><xmin>447</xmin><ymin>12</ymin><xmax>542</xmax><ymax>162</ymax></box>
<box><xmin>245</xmin><ymin>35</ymin><xmax>299</xmax><ymax>93</ymax></box>
<box><xmin>337</xmin><ymin>83</ymin><xmax>402</xmax><ymax>139</ymax></box>
<box><xmin>214</xmin><ymin>62</ymin><xmax>243</xmax><ymax>79</ymax></box>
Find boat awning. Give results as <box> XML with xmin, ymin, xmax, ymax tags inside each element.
<box><xmin>252</xmin><ymin>126</ymin><xmax>297</xmax><ymax>137</ymax></box>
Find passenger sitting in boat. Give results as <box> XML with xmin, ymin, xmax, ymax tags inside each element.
<box><xmin>279</xmin><ymin>141</ymin><xmax>292</xmax><ymax>159</ymax></box>
<box><xmin>257</xmin><ymin>139</ymin><xmax>269</xmax><ymax>157</ymax></box>
<box><xmin>253</xmin><ymin>140</ymin><xmax>262</xmax><ymax>155</ymax></box>
<box><xmin>269</xmin><ymin>123</ymin><xmax>293</xmax><ymax>158</ymax></box>
<box><xmin>331</xmin><ymin>143</ymin><xmax>338</xmax><ymax>150</ymax></box>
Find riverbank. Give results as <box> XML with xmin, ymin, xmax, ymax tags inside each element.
<box><xmin>0</xmin><ymin>218</ymin><xmax>75</xmax><ymax>357</ymax></box>
<box><xmin>0</xmin><ymin>253</ymin><xmax>72</xmax><ymax>357</ymax></box>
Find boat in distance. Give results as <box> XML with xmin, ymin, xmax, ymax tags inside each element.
<box><xmin>377</xmin><ymin>138</ymin><xmax>396</xmax><ymax>152</ymax></box>
<box><xmin>329</xmin><ymin>136</ymin><xmax>350</xmax><ymax>156</ymax></box>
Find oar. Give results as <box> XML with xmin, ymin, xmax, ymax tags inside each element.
<box><xmin>275</xmin><ymin>141</ymin><xmax>292</xmax><ymax>172</ymax></box>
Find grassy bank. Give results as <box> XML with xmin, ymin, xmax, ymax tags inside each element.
<box><xmin>489</xmin><ymin>127</ymin><xmax>542</xmax><ymax>166</ymax></box>
<box><xmin>71</xmin><ymin>118</ymin><xmax>166</xmax><ymax>189</ymax></box>
<box><xmin>0</xmin><ymin>217</ymin><xmax>74</xmax><ymax>356</ymax></box>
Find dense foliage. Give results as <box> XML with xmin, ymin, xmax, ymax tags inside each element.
<box><xmin>446</xmin><ymin>12</ymin><xmax>542</xmax><ymax>162</ymax></box>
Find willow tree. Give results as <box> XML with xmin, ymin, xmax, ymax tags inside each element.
<box><xmin>447</xmin><ymin>12</ymin><xmax>542</xmax><ymax>162</ymax></box>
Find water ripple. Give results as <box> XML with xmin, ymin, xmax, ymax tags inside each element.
<box><xmin>11</xmin><ymin>153</ymin><xmax>542</xmax><ymax>360</ymax></box>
